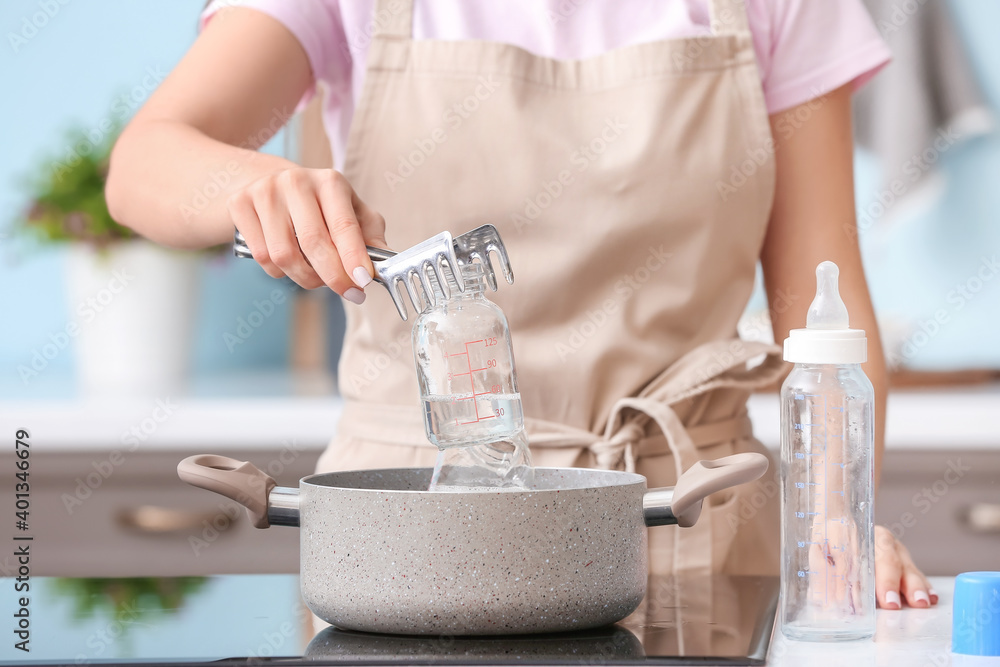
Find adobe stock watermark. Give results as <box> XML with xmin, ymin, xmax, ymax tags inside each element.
<box><xmin>881</xmin><ymin>458</ymin><xmax>972</xmax><ymax>541</ymax></box>
<box><xmin>18</xmin><ymin>267</ymin><xmax>134</xmax><ymax>385</ymax></box>
<box><xmin>71</xmin><ymin>600</ymin><xmax>142</xmax><ymax>664</ymax></box>
<box><xmin>669</xmin><ymin>1</ymin><xmax>740</xmax><ymax>68</ymax></box>
<box><xmin>180</xmin><ymin>160</ymin><xmax>241</xmax><ymax>221</ymax></box>
<box><xmin>383</xmin><ymin>76</ymin><xmax>502</xmax><ymax>191</ymax></box>
<box><xmin>189</xmin><ymin>440</ymin><xmax>305</xmax><ymax>556</ymax></box>
<box><xmin>347</xmin><ymin>330</ymin><xmax>411</xmax><ymax>393</ymax></box>
<box><xmin>339</xmin><ymin>0</ymin><xmax>407</xmax><ymax>58</ymax></box>
<box><xmin>223</xmin><ymin>287</ymin><xmax>292</xmax><ymax>353</ymax></box>
<box><xmin>717</xmin><ymin>90</ymin><xmax>827</xmax><ymax>202</ymax></box>
<box><xmin>61</xmin><ymin>398</ymin><xmax>178</xmax><ymax>514</ymax></box>
<box><xmin>512</xmin><ymin>116</ymin><xmax>628</xmax><ymax>232</ymax></box>
<box><xmin>245</xmin><ymin>604</ymin><xmax>315</xmax><ymax>663</ymax></box>
<box><xmin>725</xmin><ymin>469</ymin><xmax>779</xmax><ymax>536</ymax></box>
<box><xmin>952</xmin><ymin>589</ymin><xmax>1000</xmax><ymax>660</ymax></box>
<box><xmin>7</xmin><ymin>0</ymin><xmax>72</xmax><ymax>54</ymax></box>
<box><xmin>554</xmin><ymin>245</ymin><xmax>671</xmax><ymax>360</ymax></box>
<box><xmin>886</xmin><ymin>254</ymin><xmax>998</xmax><ymax>368</ymax></box>
<box><xmin>546</xmin><ymin>0</ymin><xmax>589</xmax><ymax>25</ymax></box>
<box><xmin>872</xmin><ymin>0</ymin><xmax>931</xmax><ymax>38</ymax></box>
<box><xmin>852</xmin><ymin>123</ymin><xmax>963</xmax><ymax>239</ymax></box>
<box><xmin>737</xmin><ymin>287</ymin><xmax>799</xmax><ymax>343</ymax></box>
<box><xmin>180</xmin><ymin>107</ymin><xmax>293</xmax><ymax>220</ymax></box>
<box><xmin>50</xmin><ymin>65</ymin><xmax>168</xmax><ymax>184</ymax></box>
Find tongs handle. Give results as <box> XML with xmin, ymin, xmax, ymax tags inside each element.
<box><xmin>233</xmin><ymin>229</ymin><xmax>396</xmax><ymax>264</ymax></box>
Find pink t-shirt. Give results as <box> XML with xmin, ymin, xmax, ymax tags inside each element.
<box><xmin>204</xmin><ymin>0</ymin><xmax>890</xmax><ymax>169</ymax></box>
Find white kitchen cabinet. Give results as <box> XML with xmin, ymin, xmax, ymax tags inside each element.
<box><xmin>0</xmin><ymin>448</ymin><xmax>320</xmax><ymax>577</ymax></box>
<box><xmin>2</xmin><ymin>382</ymin><xmax>996</xmax><ymax>577</ymax></box>
<box><xmin>874</xmin><ymin>450</ymin><xmax>1000</xmax><ymax>575</ymax></box>
<box><xmin>749</xmin><ymin>386</ymin><xmax>1000</xmax><ymax>576</ymax></box>
<box><xmin>0</xmin><ymin>386</ymin><xmax>337</xmax><ymax>577</ymax></box>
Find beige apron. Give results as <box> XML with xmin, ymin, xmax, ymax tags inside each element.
<box><xmin>319</xmin><ymin>0</ymin><xmax>783</xmax><ymax>575</ymax></box>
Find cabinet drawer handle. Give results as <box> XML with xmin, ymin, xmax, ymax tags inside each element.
<box><xmin>117</xmin><ymin>505</ymin><xmax>237</xmax><ymax>534</ymax></box>
<box><xmin>959</xmin><ymin>503</ymin><xmax>1000</xmax><ymax>535</ymax></box>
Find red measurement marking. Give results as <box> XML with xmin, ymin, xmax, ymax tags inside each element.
<box><xmin>461</xmin><ymin>415</ymin><xmax>496</xmax><ymax>425</ymax></box>
<box><xmin>445</xmin><ymin>338</ymin><xmax>501</xmax><ymax>425</ymax></box>
<box><xmin>467</xmin><ymin>341</ymin><xmax>479</xmax><ymax>420</ymax></box>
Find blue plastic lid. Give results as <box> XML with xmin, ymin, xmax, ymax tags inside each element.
<box><xmin>953</xmin><ymin>572</ymin><xmax>1000</xmax><ymax>656</ymax></box>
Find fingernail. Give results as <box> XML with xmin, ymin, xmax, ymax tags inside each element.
<box><xmin>885</xmin><ymin>590</ymin><xmax>901</xmax><ymax>609</ymax></box>
<box><xmin>912</xmin><ymin>590</ymin><xmax>930</xmax><ymax>606</ymax></box>
<box><xmin>929</xmin><ymin>587</ymin><xmax>938</xmax><ymax>597</ymax></box>
<box><xmin>352</xmin><ymin>266</ymin><xmax>373</xmax><ymax>288</ymax></box>
<box><xmin>344</xmin><ymin>287</ymin><xmax>366</xmax><ymax>305</ymax></box>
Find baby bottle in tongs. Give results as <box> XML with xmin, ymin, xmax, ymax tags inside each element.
<box><xmin>779</xmin><ymin>261</ymin><xmax>875</xmax><ymax>641</ymax></box>
<box><xmin>411</xmin><ymin>262</ymin><xmax>533</xmax><ymax>491</ymax></box>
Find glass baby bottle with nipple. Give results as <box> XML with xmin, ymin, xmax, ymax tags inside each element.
<box><xmin>780</xmin><ymin>261</ymin><xmax>875</xmax><ymax>641</ymax></box>
<box><xmin>412</xmin><ymin>262</ymin><xmax>533</xmax><ymax>491</ymax></box>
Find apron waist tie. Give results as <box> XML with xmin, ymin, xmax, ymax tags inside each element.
<box><xmin>337</xmin><ymin>400</ymin><xmax>751</xmax><ymax>473</ymax></box>
<box><xmin>525</xmin><ymin>413</ymin><xmax>754</xmax><ymax>473</ymax></box>
<box><xmin>338</xmin><ymin>339</ymin><xmax>786</xmax><ymax>475</ymax></box>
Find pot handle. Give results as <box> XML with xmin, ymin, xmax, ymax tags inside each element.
<box><xmin>643</xmin><ymin>452</ymin><xmax>768</xmax><ymax>528</ymax></box>
<box><xmin>177</xmin><ymin>454</ymin><xmax>280</xmax><ymax>528</ymax></box>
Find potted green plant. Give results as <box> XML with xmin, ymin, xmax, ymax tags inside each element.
<box><xmin>16</xmin><ymin>127</ymin><xmax>201</xmax><ymax>396</ymax></box>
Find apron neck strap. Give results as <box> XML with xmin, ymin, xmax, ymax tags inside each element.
<box><xmin>372</xmin><ymin>0</ymin><xmax>749</xmax><ymax>40</ymax></box>
<box><xmin>373</xmin><ymin>0</ymin><xmax>414</xmax><ymax>40</ymax></box>
<box><xmin>709</xmin><ymin>0</ymin><xmax>752</xmax><ymax>36</ymax></box>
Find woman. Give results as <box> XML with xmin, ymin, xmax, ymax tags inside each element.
<box><xmin>106</xmin><ymin>0</ymin><xmax>935</xmax><ymax>610</ymax></box>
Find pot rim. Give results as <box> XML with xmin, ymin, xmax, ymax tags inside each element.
<box><xmin>298</xmin><ymin>466</ymin><xmax>647</xmax><ymax>494</ymax></box>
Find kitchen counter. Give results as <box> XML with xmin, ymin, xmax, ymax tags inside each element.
<box><xmin>0</xmin><ymin>371</ymin><xmax>342</xmax><ymax>452</ymax></box>
<box><xmin>2</xmin><ymin>374</ymin><xmax>996</xmax><ymax>578</ymax></box>
<box><xmin>0</xmin><ymin>574</ymin><xmax>963</xmax><ymax>665</ymax></box>
<box><xmin>747</xmin><ymin>383</ymin><xmax>1000</xmax><ymax>451</ymax></box>
<box><xmin>768</xmin><ymin>577</ymin><xmax>958</xmax><ymax>667</ymax></box>
<box><xmin>1</xmin><ymin>373</ymin><xmax>997</xmax><ymax>452</ymax></box>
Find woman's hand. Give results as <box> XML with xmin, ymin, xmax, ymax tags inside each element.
<box><xmin>874</xmin><ymin>525</ymin><xmax>938</xmax><ymax>609</ymax></box>
<box><xmin>228</xmin><ymin>167</ymin><xmax>388</xmax><ymax>303</ymax></box>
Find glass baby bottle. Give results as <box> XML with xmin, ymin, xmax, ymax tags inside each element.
<box><xmin>412</xmin><ymin>262</ymin><xmax>533</xmax><ymax>491</ymax></box>
<box><xmin>780</xmin><ymin>261</ymin><xmax>875</xmax><ymax>641</ymax></box>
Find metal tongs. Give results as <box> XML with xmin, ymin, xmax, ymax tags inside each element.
<box><xmin>233</xmin><ymin>224</ymin><xmax>514</xmax><ymax>320</ymax></box>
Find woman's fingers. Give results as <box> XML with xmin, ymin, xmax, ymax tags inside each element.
<box><xmin>228</xmin><ymin>167</ymin><xmax>384</xmax><ymax>300</ymax></box>
<box><xmin>353</xmin><ymin>189</ymin><xmax>389</xmax><ymax>250</ymax></box>
<box><xmin>281</xmin><ymin>171</ymin><xmax>360</xmax><ymax>300</ymax></box>
<box><xmin>897</xmin><ymin>541</ymin><xmax>935</xmax><ymax>608</ymax></box>
<box><xmin>874</xmin><ymin>525</ymin><xmax>903</xmax><ymax>609</ymax></box>
<box><xmin>873</xmin><ymin>526</ymin><xmax>937</xmax><ymax>609</ymax></box>
<box><xmin>227</xmin><ymin>190</ymin><xmax>284</xmax><ymax>279</ymax></box>
<box><xmin>251</xmin><ymin>178</ymin><xmax>325</xmax><ymax>289</ymax></box>
<box><xmin>316</xmin><ymin>171</ymin><xmax>376</xmax><ymax>291</ymax></box>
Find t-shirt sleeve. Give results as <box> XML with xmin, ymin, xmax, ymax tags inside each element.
<box><xmin>754</xmin><ymin>0</ymin><xmax>892</xmax><ymax>114</ymax></box>
<box><xmin>200</xmin><ymin>0</ymin><xmax>350</xmax><ymax>109</ymax></box>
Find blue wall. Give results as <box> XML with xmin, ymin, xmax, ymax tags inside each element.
<box><xmin>854</xmin><ymin>0</ymin><xmax>1000</xmax><ymax>370</ymax></box>
<box><xmin>1</xmin><ymin>0</ymin><xmax>997</xmax><ymax>397</ymax></box>
<box><xmin>0</xmin><ymin>0</ymin><xmax>292</xmax><ymax>396</ymax></box>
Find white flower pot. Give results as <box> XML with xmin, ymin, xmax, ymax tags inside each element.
<box><xmin>64</xmin><ymin>240</ymin><xmax>201</xmax><ymax>396</ymax></box>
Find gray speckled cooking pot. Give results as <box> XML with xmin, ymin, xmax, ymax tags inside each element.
<box><xmin>178</xmin><ymin>453</ymin><xmax>766</xmax><ymax>635</ymax></box>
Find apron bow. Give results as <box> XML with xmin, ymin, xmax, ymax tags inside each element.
<box><xmin>524</xmin><ymin>340</ymin><xmax>788</xmax><ymax>476</ymax></box>
<box><xmin>590</xmin><ymin>419</ymin><xmax>645</xmax><ymax>472</ymax></box>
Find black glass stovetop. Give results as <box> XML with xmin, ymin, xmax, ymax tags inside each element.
<box><xmin>0</xmin><ymin>574</ymin><xmax>777</xmax><ymax>666</ymax></box>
